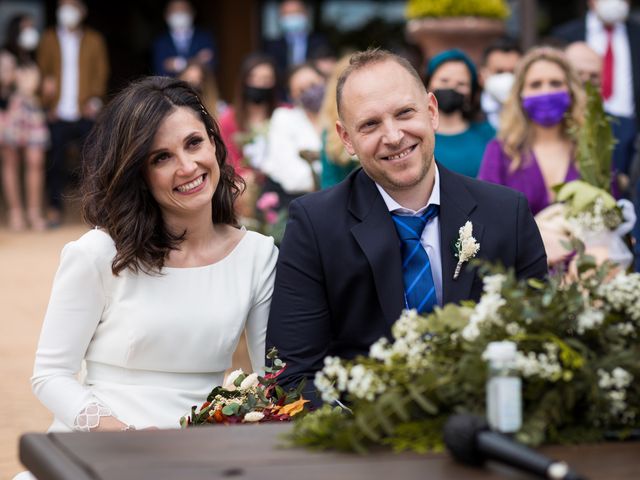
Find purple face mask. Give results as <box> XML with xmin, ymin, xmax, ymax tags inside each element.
<box><xmin>521</xmin><ymin>91</ymin><xmax>571</xmax><ymax>127</ymax></box>
<box><xmin>298</xmin><ymin>84</ymin><xmax>326</xmax><ymax>114</ymax></box>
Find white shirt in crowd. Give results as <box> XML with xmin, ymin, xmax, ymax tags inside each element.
<box><xmin>586</xmin><ymin>10</ymin><xmax>635</xmax><ymax>118</ymax></box>
<box><xmin>56</xmin><ymin>27</ymin><xmax>82</xmax><ymax>121</ymax></box>
<box><xmin>263</xmin><ymin>106</ymin><xmax>321</xmax><ymax>194</ymax></box>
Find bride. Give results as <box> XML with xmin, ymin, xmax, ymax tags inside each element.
<box><xmin>30</xmin><ymin>76</ymin><xmax>277</xmax><ymax>432</ymax></box>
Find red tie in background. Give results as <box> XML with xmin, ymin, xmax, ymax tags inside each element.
<box><xmin>602</xmin><ymin>26</ymin><xmax>614</xmax><ymax>100</ymax></box>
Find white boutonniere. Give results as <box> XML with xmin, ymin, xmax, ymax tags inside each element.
<box><xmin>453</xmin><ymin>221</ymin><xmax>480</xmax><ymax>280</ymax></box>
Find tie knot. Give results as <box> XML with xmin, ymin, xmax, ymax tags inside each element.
<box><xmin>392</xmin><ymin>205</ymin><xmax>439</xmax><ymax>241</ymax></box>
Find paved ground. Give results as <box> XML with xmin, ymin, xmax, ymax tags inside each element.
<box><xmin>0</xmin><ymin>224</ymin><xmax>85</xmax><ymax>478</ymax></box>
<box><xmin>0</xmin><ymin>222</ymin><xmax>252</xmax><ymax>479</ymax></box>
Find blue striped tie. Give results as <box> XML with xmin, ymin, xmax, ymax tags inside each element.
<box><xmin>391</xmin><ymin>205</ymin><xmax>439</xmax><ymax>314</ymax></box>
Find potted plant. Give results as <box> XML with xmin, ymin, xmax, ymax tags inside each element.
<box><xmin>405</xmin><ymin>0</ymin><xmax>511</xmax><ymax>65</ymax></box>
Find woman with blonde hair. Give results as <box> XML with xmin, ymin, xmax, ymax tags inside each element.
<box><xmin>478</xmin><ymin>46</ymin><xmax>586</xmax><ymax>215</ymax></box>
<box><xmin>318</xmin><ymin>55</ymin><xmax>358</xmax><ymax>188</ymax></box>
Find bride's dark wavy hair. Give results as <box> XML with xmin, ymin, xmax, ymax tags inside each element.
<box><xmin>81</xmin><ymin>76</ymin><xmax>244</xmax><ymax>276</ymax></box>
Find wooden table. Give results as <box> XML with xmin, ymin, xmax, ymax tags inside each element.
<box><xmin>19</xmin><ymin>423</ymin><xmax>640</xmax><ymax>480</ymax></box>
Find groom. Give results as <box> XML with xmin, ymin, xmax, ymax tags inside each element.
<box><xmin>266</xmin><ymin>49</ymin><xmax>547</xmax><ymax>406</ymax></box>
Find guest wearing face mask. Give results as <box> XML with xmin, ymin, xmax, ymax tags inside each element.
<box><xmin>479</xmin><ymin>37</ymin><xmax>522</xmax><ymax>130</ymax></box>
<box><xmin>1</xmin><ymin>14</ymin><xmax>49</xmax><ymax>231</ymax></box>
<box><xmin>152</xmin><ymin>0</ymin><xmax>217</xmax><ymax>77</ymax></box>
<box><xmin>478</xmin><ymin>47</ymin><xmax>586</xmax><ymax>217</ymax></box>
<box><xmin>552</xmin><ymin>0</ymin><xmax>640</xmax><ymax>199</ymax></box>
<box><xmin>218</xmin><ymin>54</ymin><xmax>279</xmax><ymax>226</ymax></box>
<box><xmin>262</xmin><ymin>0</ymin><xmax>330</xmax><ymax>78</ymax></box>
<box><xmin>219</xmin><ymin>54</ymin><xmax>279</xmax><ymax>174</ymax></box>
<box><xmin>262</xmin><ymin>63</ymin><xmax>325</xmax><ymax>199</ymax></box>
<box><xmin>37</xmin><ymin>0</ymin><xmax>109</xmax><ymax>227</ymax></box>
<box><xmin>425</xmin><ymin>49</ymin><xmax>496</xmax><ymax>178</ymax></box>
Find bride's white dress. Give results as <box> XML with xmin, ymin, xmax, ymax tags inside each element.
<box><xmin>32</xmin><ymin>228</ymin><xmax>278</xmax><ymax>431</ymax></box>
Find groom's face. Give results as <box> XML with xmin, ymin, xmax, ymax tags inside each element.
<box><xmin>336</xmin><ymin>59</ymin><xmax>439</xmax><ymax>196</ymax></box>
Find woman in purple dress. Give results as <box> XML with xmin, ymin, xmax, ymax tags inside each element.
<box><xmin>478</xmin><ymin>47</ymin><xmax>585</xmax><ymax>215</ymax></box>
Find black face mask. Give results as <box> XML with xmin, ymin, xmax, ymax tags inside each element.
<box><xmin>243</xmin><ymin>85</ymin><xmax>273</xmax><ymax>104</ymax></box>
<box><xmin>433</xmin><ymin>88</ymin><xmax>466</xmax><ymax>114</ymax></box>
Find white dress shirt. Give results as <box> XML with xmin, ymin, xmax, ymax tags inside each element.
<box><xmin>56</xmin><ymin>27</ymin><xmax>82</xmax><ymax>121</ymax></box>
<box><xmin>376</xmin><ymin>164</ymin><xmax>443</xmax><ymax>306</ymax></box>
<box><xmin>586</xmin><ymin>11</ymin><xmax>635</xmax><ymax>118</ymax></box>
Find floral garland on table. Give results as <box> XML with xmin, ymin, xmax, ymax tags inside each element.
<box><xmin>180</xmin><ymin>349</ymin><xmax>308</xmax><ymax>426</ymax></box>
<box><xmin>289</xmin><ymin>246</ymin><xmax>640</xmax><ymax>453</ymax></box>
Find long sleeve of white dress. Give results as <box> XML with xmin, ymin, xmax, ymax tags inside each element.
<box><xmin>246</xmin><ymin>236</ymin><xmax>278</xmax><ymax>374</ymax></box>
<box><xmin>32</xmin><ymin>240</ymin><xmax>107</xmax><ymax>429</ymax></box>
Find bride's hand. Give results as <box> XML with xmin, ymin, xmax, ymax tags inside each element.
<box><xmin>89</xmin><ymin>415</ymin><xmax>130</xmax><ymax>432</ymax></box>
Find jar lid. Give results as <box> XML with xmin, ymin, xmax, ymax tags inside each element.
<box><xmin>483</xmin><ymin>341</ymin><xmax>517</xmax><ymax>362</ymax></box>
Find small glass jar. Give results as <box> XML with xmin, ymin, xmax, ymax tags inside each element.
<box><xmin>484</xmin><ymin>341</ymin><xmax>522</xmax><ymax>433</ymax></box>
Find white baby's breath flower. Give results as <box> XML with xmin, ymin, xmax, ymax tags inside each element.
<box><xmin>239</xmin><ymin>372</ymin><xmax>259</xmax><ymax>390</ymax></box>
<box><xmin>483</xmin><ymin>274</ymin><xmax>506</xmax><ymax>296</ymax></box>
<box><xmin>514</xmin><ymin>344</ymin><xmax>562</xmax><ymax>382</ymax></box>
<box><xmin>576</xmin><ymin>309</ymin><xmax>605</xmax><ymax>335</ymax></box>
<box><xmin>616</xmin><ymin>322</ymin><xmax>636</xmax><ymax>336</ymax></box>
<box><xmin>461</xmin><ymin>290</ymin><xmax>506</xmax><ymax>342</ymax></box>
<box><xmin>505</xmin><ymin>322</ymin><xmax>522</xmax><ymax>336</ymax></box>
<box><xmin>598</xmin><ymin>272</ymin><xmax>640</xmax><ymax>322</ymax></box>
<box><xmin>369</xmin><ymin>337</ymin><xmax>392</xmax><ymax>363</ymax></box>
<box><xmin>243</xmin><ymin>411</ymin><xmax>265</xmax><ymax>422</ymax></box>
<box><xmin>611</xmin><ymin>367</ymin><xmax>632</xmax><ymax>389</ymax></box>
<box><xmin>346</xmin><ymin>365</ymin><xmax>386</xmax><ymax>401</ymax></box>
<box><xmin>461</xmin><ymin>321</ymin><xmax>480</xmax><ymax>342</ymax></box>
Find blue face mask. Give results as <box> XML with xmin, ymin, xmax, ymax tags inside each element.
<box><xmin>280</xmin><ymin>13</ymin><xmax>308</xmax><ymax>34</ymax></box>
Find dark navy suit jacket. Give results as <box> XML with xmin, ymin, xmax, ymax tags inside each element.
<box><xmin>263</xmin><ymin>32</ymin><xmax>329</xmax><ymax>74</ymax></box>
<box><xmin>152</xmin><ymin>28</ymin><xmax>216</xmax><ymax>76</ymax></box>
<box><xmin>266</xmin><ymin>165</ymin><xmax>548</xmax><ymax>406</ymax></box>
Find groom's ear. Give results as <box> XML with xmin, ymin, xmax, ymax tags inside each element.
<box><xmin>336</xmin><ymin>120</ymin><xmax>356</xmax><ymax>156</ymax></box>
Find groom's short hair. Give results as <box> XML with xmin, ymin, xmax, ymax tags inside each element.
<box><xmin>336</xmin><ymin>48</ymin><xmax>426</xmax><ymax>119</ymax></box>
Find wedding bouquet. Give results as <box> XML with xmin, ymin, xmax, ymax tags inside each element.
<box><xmin>289</xmin><ymin>248</ymin><xmax>640</xmax><ymax>453</ymax></box>
<box><xmin>535</xmin><ymin>82</ymin><xmax>635</xmax><ymax>268</ymax></box>
<box><xmin>180</xmin><ymin>349</ymin><xmax>308</xmax><ymax>427</ymax></box>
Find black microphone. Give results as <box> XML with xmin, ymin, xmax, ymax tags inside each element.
<box><xmin>443</xmin><ymin>414</ymin><xmax>586</xmax><ymax>480</ymax></box>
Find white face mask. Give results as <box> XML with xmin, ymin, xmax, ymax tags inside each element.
<box><xmin>57</xmin><ymin>4</ymin><xmax>82</xmax><ymax>29</ymax></box>
<box><xmin>18</xmin><ymin>27</ymin><xmax>40</xmax><ymax>51</ymax></box>
<box><xmin>484</xmin><ymin>72</ymin><xmax>515</xmax><ymax>104</ymax></box>
<box><xmin>167</xmin><ymin>12</ymin><xmax>193</xmax><ymax>31</ymax></box>
<box><xmin>595</xmin><ymin>0</ymin><xmax>630</xmax><ymax>25</ymax></box>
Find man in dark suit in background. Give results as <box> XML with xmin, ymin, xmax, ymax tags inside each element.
<box><xmin>266</xmin><ymin>49</ymin><xmax>548</xmax><ymax>406</ymax></box>
<box><xmin>552</xmin><ymin>0</ymin><xmax>640</xmax><ymax>197</ymax></box>
<box><xmin>263</xmin><ymin>0</ymin><xmax>329</xmax><ymax>76</ymax></box>
<box><xmin>152</xmin><ymin>0</ymin><xmax>216</xmax><ymax>77</ymax></box>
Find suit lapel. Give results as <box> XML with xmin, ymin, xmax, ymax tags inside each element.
<box><xmin>348</xmin><ymin>170</ymin><xmax>404</xmax><ymax>326</ymax></box>
<box><xmin>438</xmin><ymin>165</ymin><xmax>484</xmax><ymax>305</ymax></box>
<box><xmin>627</xmin><ymin>21</ymin><xmax>640</xmax><ymax>118</ymax></box>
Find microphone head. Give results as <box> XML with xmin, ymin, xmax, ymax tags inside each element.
<box><xmin>443</xmin><ymin>414</ymin><xmax>489</xmax><ymax>467</ymax></box>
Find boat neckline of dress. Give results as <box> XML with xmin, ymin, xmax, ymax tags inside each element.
<box><xmin>161</xmin><ymin>230</ymin><xmax>250</xmax><ymax>271</ymax></box>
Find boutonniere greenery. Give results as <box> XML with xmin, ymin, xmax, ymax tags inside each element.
<box><xmin>454</xmin><ymin>221</ymin><xmax>480</xmax><ymax>280</ymax></box>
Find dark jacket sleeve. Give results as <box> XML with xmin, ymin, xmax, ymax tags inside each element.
<box><xmin>515</xmin><ymin>193</ymin><xmax>548</xmax><ymax>279</ymax></box>
<box><xmin>266</xmin><ymin>199</ymin><xmax>331</xmax><ymax>407</ymax></box>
